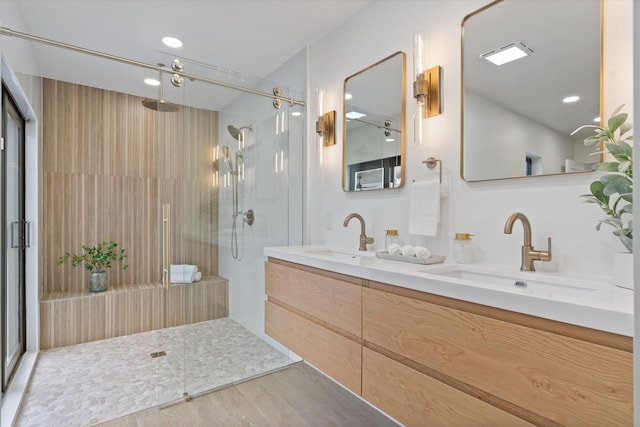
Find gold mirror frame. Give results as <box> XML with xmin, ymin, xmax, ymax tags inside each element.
<box><xmin>342</xmin><ymin>52</ymin><xmax>406</xmax><ymax>192</ymax></box>
<box><xmin>460</xmin><ymin>0</ymin><xmax>603</xmax><ymax>182</ymax></box>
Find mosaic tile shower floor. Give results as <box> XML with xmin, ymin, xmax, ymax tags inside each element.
<box><xmin>16</xmin><ymin>318</ymin><xmax>292</xmax><ymax>426</ymax></box>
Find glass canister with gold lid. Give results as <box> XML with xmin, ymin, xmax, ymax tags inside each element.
<box><xmin>453</xmin><ymin>233</ymin><xmax>474</xmax><ymax>263</ymax></box>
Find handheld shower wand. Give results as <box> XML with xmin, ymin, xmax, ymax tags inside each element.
<box><xmin>222</xmin><ymin>124</ymin><xmax>255</xmax><ymax>260</ymax></box>
<box><xmin>221</xmin><ymin>145</ymin><xmax>234</xmax><ymax>173</ymax></box>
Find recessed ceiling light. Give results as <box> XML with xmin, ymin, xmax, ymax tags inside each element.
<box><xmin>346</xmin><ymin>111</ymin><xmax>366</xmax><ymax>119</ymax></box>
<box><xmin>593</xmin><ymin>116</ymin><xmax>601</xmax><ymax>122</ymax></box>
<box><xmin>162</xmin><ymin>36</ymin><xmax>183</xmax><ymax>48</ymax></box>
<box><xmin>345</xmin><ymin>93</ymin><xmax>353</xmax><ymax>100</ymax></box>
<box><xmin>144</xmin><ymin>78</ymin><xmax>160</xmax><ymax>86</ymax></box>
<box><xmin>563</xmin><ymin>95</ymin><xmax>580</xmax><ymax>103</ymax></box>
<box><xmin>481</xmin><ymin>41</ymin><xmax>533</xmax><ymax>66</ymax></box>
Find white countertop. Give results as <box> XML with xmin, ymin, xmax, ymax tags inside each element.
<box><xmin>264</xmin><ymin>245</ymin><xmax>633</xmax><ymax>337</ymax></box>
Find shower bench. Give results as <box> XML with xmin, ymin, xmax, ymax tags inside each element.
<box><xmin>39</xmin><ymin>276</ymin><xmax>229</xmax><ymax>349</ymax></box>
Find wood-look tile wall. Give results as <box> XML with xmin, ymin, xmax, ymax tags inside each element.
<box><xmin>40</xmin><ymin>277</ymin><xmax>229</xmax><ymax>349</ymax></box>
<box><xmin>42</xmin><ymin>79</ymin><xmax>220</xmax><ymax>295</ymax></box>
<box><xmin>40</xmin><ymin>79</ymin><xmax>226</xmax><ymax>348</ymax></box>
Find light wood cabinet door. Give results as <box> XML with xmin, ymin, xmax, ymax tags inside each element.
<box><xmin>363</xmin><ymin>348</ymin><xmax>533</xmax><ymax>427</ymax></box>
<box><xmin>265</xmin><ymin>260</ymin><xmax>362</xmax><ymax>337</ymax></box>
<box><xmin>363</xmin><ymin>288</ymin><xmax>633</xmax><ymax>426</ymax></box>
<box><xmin>266</xmin><ymin>301</ymin><xmax>361</xmax><ymax>394</ymax></box>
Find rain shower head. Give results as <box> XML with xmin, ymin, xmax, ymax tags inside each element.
<box><xmin>227</xmin><ymin>124</ymin><xmax>253</xmax><ymax>141</ymax></box>
<box><xmin>142</xmin><ymin>99</ymin><xmax>179</xmax><ymax>112</ymax></box>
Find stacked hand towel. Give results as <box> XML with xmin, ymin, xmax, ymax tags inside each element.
<box><xmin>170</xmin><ymin>264</ymin><xmax>201</xmax><ymax>284</ymax></box>
<box><xmin>388</xmin><ymin>243</ymin><xmax>402</xmax><ymax>255</ymax></box>
<box><xmin>390</xmin><ymin>245</ymin><xmax>431</xmax><ymax>260</ymax></box>
<box><xmin>401</xmin><ymin>245</ymin><xmax>416</xmax><ymax>257</ymax></box>
<box><xmin>415</xmin><ymin>246</ymin><xmax>431</xmax><ymax>260</ymax></box>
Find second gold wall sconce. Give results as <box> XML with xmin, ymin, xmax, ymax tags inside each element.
<box><xmin>315</xmin><ymin>87</ymin><xmax>336</xmax><ymax>146</ymax></box>
<box><xmin>413</xmin><ymin>30</ymin><xmax>442</xmax><ymax>145</ymax></box>
<box><xmin>414</xmin><ymin>65</ymin><xmax>441</xmax><ymax>118</ymax></box>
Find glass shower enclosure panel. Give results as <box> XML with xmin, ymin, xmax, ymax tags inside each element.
<box><xmin>155</xmin><ymin>53</ymin><xmax>298</xmax><ymax>403</ymax></box>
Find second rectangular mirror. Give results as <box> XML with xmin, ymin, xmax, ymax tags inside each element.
<box><xmin>461</xmin><ymin>0</ymin><xmax>601</xmax><ymax>182</ymax></box>
<box><xmin>343</xmin><ymin>52</ymin><xmax>406</xmax><ymax>191</ymax></box>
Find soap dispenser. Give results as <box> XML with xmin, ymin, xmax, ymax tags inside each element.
<box><xmin>453</xmin><ymin>233</ymin><xmax>474</xmax><ymax>264</ymax></box>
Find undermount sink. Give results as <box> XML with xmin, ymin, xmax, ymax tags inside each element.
<box><xmin>302</xmin><ymin>248</ymin><xmax>376</xmax><ymax>261</ymax></box>
<box><xmin>420</xmin><ymin>265</ymin><xmax>602</xmax><ymax>298</ymax></box>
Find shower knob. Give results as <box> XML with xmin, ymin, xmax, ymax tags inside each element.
<box><xmin>243</xmin><ymin>209</ymin><xmax>255</xmax><ymax>226</ymax></box>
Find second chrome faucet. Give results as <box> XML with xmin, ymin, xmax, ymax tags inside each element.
<box><xmin>343</xmin><ymin>213</ymin><xmax>374</xmax><ymax>251</ymax></box>
<box><xmin>504</xmin><ymin>212</ymin><xmax>551</xmax><ymax>271</ymax></box>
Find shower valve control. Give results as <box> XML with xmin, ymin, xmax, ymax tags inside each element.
<box><xmin>243</xmin><ymin>209</ymin><xmax>255</xmax><ymax>226</ymax></box>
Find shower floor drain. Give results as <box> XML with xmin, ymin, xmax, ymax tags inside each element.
<box><xmin>150</xmin><ymin>351</ymin><xmax>167</xmax><ymax>358</ymax></box>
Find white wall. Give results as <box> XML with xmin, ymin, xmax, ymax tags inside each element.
<box><xmin>464</xmin><ymin>90</ymin><xmax>577</xmax><ymax>180</ymax></box>
<box><xmin>307</xmin><ymin>0</ymin><xmax>632</xmax><ymax>280</ymax></box>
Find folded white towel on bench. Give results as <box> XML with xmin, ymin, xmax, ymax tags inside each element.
<box><xmin>170</xmin><ymin>264</ymin><xmax>198</xmax><ymax>284</ymax></box>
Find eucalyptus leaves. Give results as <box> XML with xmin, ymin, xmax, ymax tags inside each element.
<box><xmin>58</xmin><ymin>241</ymin><xmax>129</xmax><ymax>272</ymax></box>
<box><xmin>574</xmin><ymin>105</ymin><xmax>633</xmax><ymax>253</ymax></box>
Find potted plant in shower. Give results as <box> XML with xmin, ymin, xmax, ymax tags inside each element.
<box><xmin>58</xmin><ymin>241</ymin><xmax>129</xmax><ymax>292</ymax></box>
<box><xmin>574</xmin><ymin>105</ymin><xmax>633</xmax><ymax>288</ymax></box>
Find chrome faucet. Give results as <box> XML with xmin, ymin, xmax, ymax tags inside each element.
<box><xmin>343</xmin><ymin>213</ymin><xmax>374</xmax><ymax>251</ymax></box>
<box><xmin>503</xmin><ymin>212</ymin><xmax>552</xmax><ymax>271</ymax></box>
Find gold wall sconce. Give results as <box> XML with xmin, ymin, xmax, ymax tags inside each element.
<box><xmin>413</xmin><ymin>30</ymin><xmax>442</xmax><ymax>144</ymax></box>
<box><xmin>413</xmin><ymin>65</ymin><xmax>441</xmax><ymax>118</ymax></box>
<box><xmin>316</xmin><ymin>87</ymin><xmax>336</xmax><ymax>147</ymax></box>
<box><xmin>316</xmin><ymin>110</ymin><xmax>336</xmax><ymax>146</ymax></box>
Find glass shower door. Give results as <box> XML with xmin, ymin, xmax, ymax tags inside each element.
<box><xmin>153</xmin><ymin>53</ymin><xmax>300</xmax><ymax>402</ymax></box>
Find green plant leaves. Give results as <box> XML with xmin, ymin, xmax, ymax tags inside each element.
<box><xmin>581</xmin><ymin>105</ymin><xmax>634</xmax><ymax>253</ymax></box>
<box><xmin>57</xmin><ymin>240</ymin><xmax>128</xmax><ymax>271</ymax></box>
<box><xmin>607</xmin><ymin>112</ymin><xmax>628</xmax><ymax>134</ymax></box>
<box><xmin>601</xmin><ymin>173</ymin><xmax>632</xmax><ymax>197</ymax></box>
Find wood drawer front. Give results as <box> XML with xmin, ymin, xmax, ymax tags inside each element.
<box><xmin>363</xmin><ymin>288</ymin><xmax>632</xmax><ymax>426</ymax></box>
<box><xmin>265</xmin><ymin>301</ymin><xmax>361</xmax><ymax>395</ymax></box>
<box><xmin>363</xmin><ymin>348</ymin><xmax>533</xmax><ymax>427</ymax></box>
<box><xmin>265</xmin><ymin>261</ymin><xmax>361</xmax><ymax>337</ymax></box>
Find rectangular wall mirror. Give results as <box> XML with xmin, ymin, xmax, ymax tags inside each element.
<box><xmin>461</xmin><ymin>0</ymin><xmax>602</xmax><ymax>182</ymax></box>
<box><xmin>343</xmin><ymin>51</ymin><xmax>406</xmax><ymax>191</ymax></box>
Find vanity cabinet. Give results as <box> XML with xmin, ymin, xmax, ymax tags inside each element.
<box><xmin>264</xmin><ymin>259</ymin><xmax>363</xmax><ymax>394</ymax></box>
<box><xmin>363</xmin><ymin>282</ymin><xmax>633</xmax><ymax>426</ymax></box>
<box><xmin>264</xmin><ymin>259</ymin><xmax>633</xmax><ymax>426</ymax></box>
<box><xmin>362</xmin><ymin>347</ymin><xmax>533</xmax><ymax>426</ymax></box>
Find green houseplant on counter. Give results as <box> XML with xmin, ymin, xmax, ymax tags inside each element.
<box><xmin>58</xmin><ymin>241</ymin><xmax>129</xmax><ymax>292</ymax></box>
<box><xmin>574</xmin><ymin>105</ymin><xmax>633</xmax><ymax>288</ymax></box>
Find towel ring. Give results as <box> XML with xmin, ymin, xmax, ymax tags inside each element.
<box><xmin>422</xmin><ymin>157</ymin><xmax>442</xmax><ymax>183</ymax></box>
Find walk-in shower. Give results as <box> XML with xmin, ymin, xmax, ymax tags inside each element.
<box><xmin>0</xmin><ymin>24</ymin><xmax>305</xmax><ymax>424</ymax></box>
<box><xmin>221</xmin><ymin>124</ymin><xmax>254</xmax><ymax>260</ymax></box>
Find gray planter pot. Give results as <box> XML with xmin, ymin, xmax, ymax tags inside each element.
<box><xmin>90</xmin><ymin>271</ymin><xmax>107</xmax><ymax>293</ymax></box>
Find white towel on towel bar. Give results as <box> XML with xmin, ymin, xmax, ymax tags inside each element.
<box><xmin>408</xmin><ymin>179</ymin><xmax>440</xmax><ymax>236</ymax></box>
<box><xmin>170</xmin><ymin>264</ymin><xmax>198</xmax><ymax>284</ymax></box>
